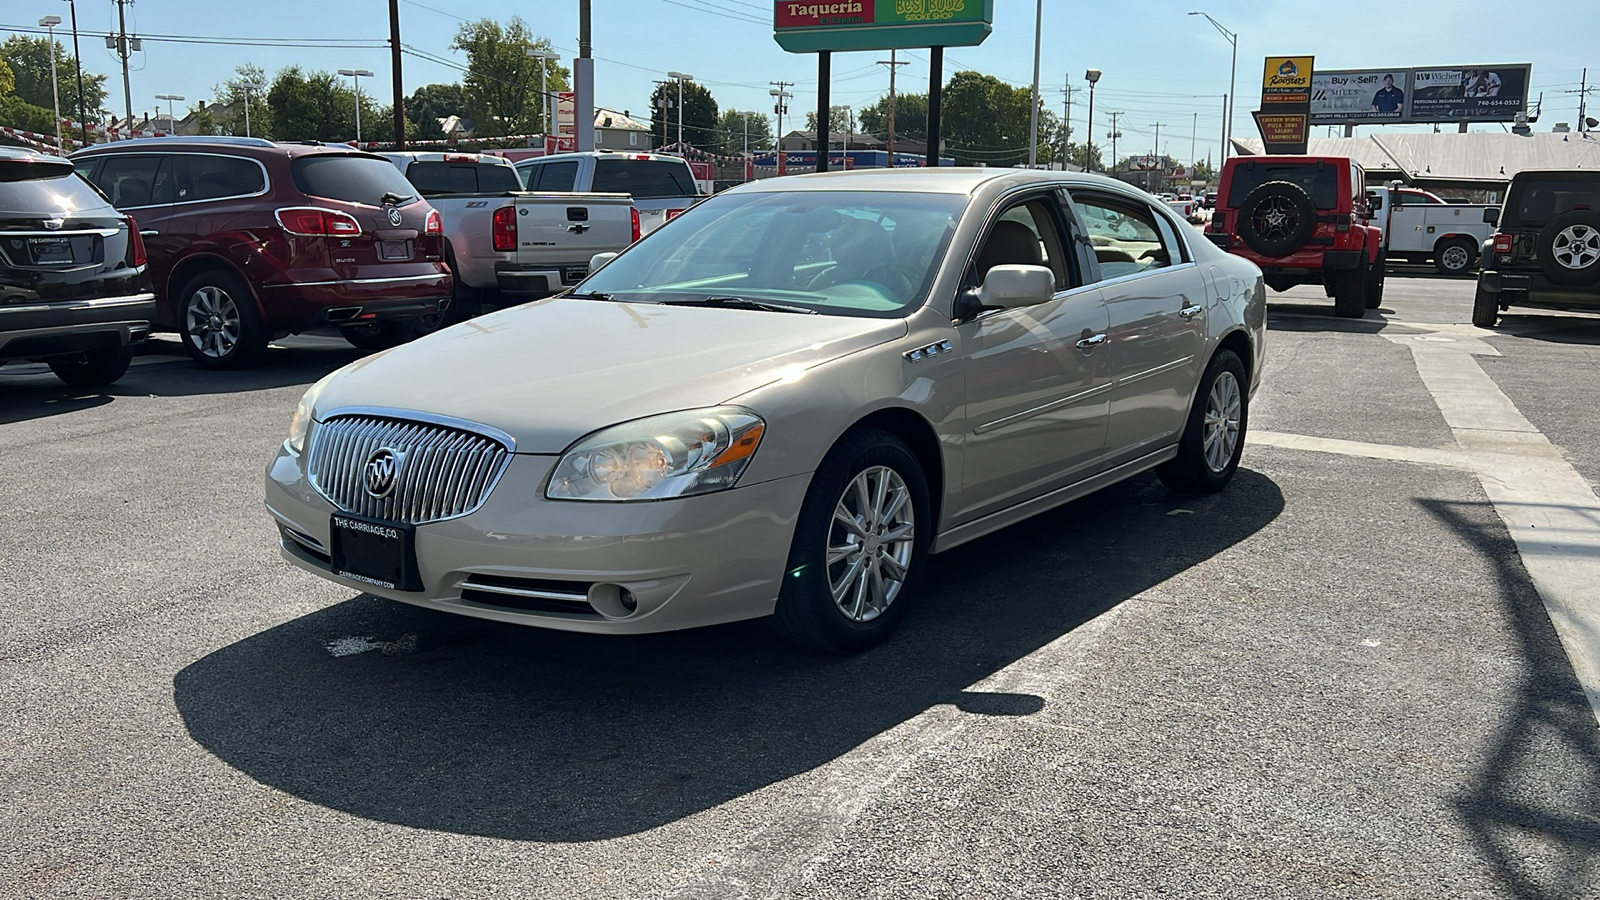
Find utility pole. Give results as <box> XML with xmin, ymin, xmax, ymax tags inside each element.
<box><xmin>1151</xmin><ymin>122</ymin><xmax>1163</xmax><ymax>159</ymax></box>
<box><xmin>1220</xmin><ymin>94</ymin><xmax>1228</xmax><ymax>166</ymax></box>
<box><xmin>1108</xmin><ymin>111</ymin><xmax>1122</xmax><ymax>173</ymax></box>
<box><xmin>1062</xmin><ymin>80</ymin><xmax>1075</xmax><ymax>168</ymax></box>
<box><xmin>65</xmin><ymin>0</ymin><xmax>88</xmax><ymax>145</ymax></box>
<box><xmin>877</xmin><ymin>50</ymin><xmax>907</xmax><ymax>168</ymax></box>
<box><xmin>1191</xmin><ymin>111</ymin><xmax>1197</xmax><ymax>167</ymax></box>
<box><xmin>113</xmin><ymin>0</ymin><xmax>133</xmax><ymax>134</ymax></box>
<box><xmin>1027</xmin><ymin>0</ymin><xmax>1043</xmax><ymax>167</ymax></box>
<box><xmin>389</xmin><ymin>0</ymin><xmax>405</xmax><ymax>149</ymax></box>
<box><xmin>770</xmin><ymin>81</ymin><xmax>792</xmax><ymax>174</ymax></box>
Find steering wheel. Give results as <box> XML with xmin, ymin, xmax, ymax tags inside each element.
<box><xmin>855</xmin><ymin>262</ymin><xmax>915</xmax><ymax>298</ymax></box>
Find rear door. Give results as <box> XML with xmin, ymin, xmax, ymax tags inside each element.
<box><xmin>288</xmin><ymin>153</ymin><xmax>431</xmax><ymax>275</ymax></box>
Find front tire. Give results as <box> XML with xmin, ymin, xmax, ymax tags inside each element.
<box><xmin>1158</xmin><ymin>350</ymin><xmax>1248</xmax><ymax>496</ymax></box>
<box><xmin>178</xmin><ymin>269</ymin><xmax>266</xmax><ymax>370</ymax></box>
<box><xmin>47</xmin><ymin>345</ymin><xmax>134</xmax><ymax>387</ymax></box>
<box><xmin>771</xmin><ymin>429</ymin><xmax>931</xmax><ymax>654</ymax></box>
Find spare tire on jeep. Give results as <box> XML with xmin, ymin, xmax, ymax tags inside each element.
<box><xmin>1536</xmin><ymin>210</ymin><xmax>1600</xmax><ymax>286</ymax></box>
<box><xmin>1237</xmin><ymin>181</ymin><xmax>1317</xmax><ymax>258</ymax></box>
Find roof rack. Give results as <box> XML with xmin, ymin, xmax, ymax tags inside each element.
<box><xmin>91</xmin><ymin>135</ymin><xmax>278</xmax><ymax>149</ymax></box>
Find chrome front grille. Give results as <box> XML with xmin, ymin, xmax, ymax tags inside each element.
<box><xmin>306</xmin><ymin>412</ymin><xmax>513</xmax><ymax>525</ymax></box>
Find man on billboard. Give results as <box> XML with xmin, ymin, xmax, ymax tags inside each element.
<box><xmin>1371</xmin><ymin>74</ymin><xmax>1405</xmax><ymax>113</ymax></box>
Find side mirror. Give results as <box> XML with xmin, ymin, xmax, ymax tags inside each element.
<box><xmin>1367</xmin><ymin>192</ymin><xmax>1383</xmax><ymax>210</ymax></box>
<box><xmin>976</xmin><ymin>264</ymin><xmax>1056</xmax><ymax>310</ymax></box>
<box><xmin>1482</xmin><ymin>207</ymin><xmax>1500</xmax><ymax>225</ymax></box>
<box><xmin>589</xmin><ymin>251</ymin><xmax>619</xmax><ymax>272</ymax></box>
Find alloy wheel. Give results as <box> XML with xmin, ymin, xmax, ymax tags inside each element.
<box><xmin>1552</xmin><ymin>224</ymin><xmax>1600</xmax><ymax>270</ymax></box>
<box><xmin>186</xmin><ymin>286</ymin><xmax>241</xmax><ymax>359</ymax></box>
<box><xmin>826</xmin><ymin>465</ymin><xmax>915</xmax><ymax>623</ymax></box>
<box><xmin>1253</xmin><ymin>196</ymin><xmax>1299</xmax><ymax>241</ymax></box>
<box><xmin>1202</xmin><ymin>371</ymin><xmax>1242</xmax><ymax>474</ymax></box>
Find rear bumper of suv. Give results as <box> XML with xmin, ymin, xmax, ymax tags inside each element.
<box><xmin>257</xmin><ymin>268</ymin><xmax>453</xmax><ymax>331</ymax></box>
<box><xmin>0</xmin><ymin>293</ymin><xmax>155</xmax><ymax>360</ymax></box>
<box><xmin>1478</xmin><ymin>269</ymin><xmax>1600</xmax><ymax>308</ymax></box>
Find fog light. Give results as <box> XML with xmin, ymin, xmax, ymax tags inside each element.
<box><xmin>620</xmin><ymin>589</ymin><xmax>637</xmax><ymax>612</ymax></box>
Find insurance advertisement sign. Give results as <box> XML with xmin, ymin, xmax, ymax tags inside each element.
<box><xmin>1309</xmin><ymin>64</ymin><xmax>1530</xmax><ymax>124</ymax></box>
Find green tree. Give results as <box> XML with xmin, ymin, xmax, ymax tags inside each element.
<box><xmin>452</xmin><ymin>18</ymin><xmax>568</xmax><ymax>135</ymax></box>
<box><xmin>0</xmin><ymin>57</ymin><xmax>14</xmax><ymax>97</ymax></box>
<box><xmin>804</xmin><ymin>105</ymin><xmax>857</xmax><ymax>137</ymax></box>
<box><xmin>0</xmin><ymin>35</ymin><xmax>108</xmax><ymax>125</ymax></box>
<box><xmin>266</xmin><ymin>67</ymin><xmax>380</xmax><ymax>142</ymax></box>
<box><xmin>186</xmin><ymin>101</ymin><xmax>217</xmax><ymax>136</ymax></box>
<box><xmin>210</xmin><ymin>64</ymin><xmax>272</xmax><ymax>138</ymax></box>
<box><xmin>714</xmin><ymin>109</ymin><xmax>772</xmax><ymax>154</ymax></box>
<box><xmin>940</xmin><ymin>71</ymin><xmax>1058</xmax><ymax>166</ymax></box>
<box><xmin>649</xmin><ymin>81</ymin><xmax>717</xmax><ymax>149</ymax></box>
<box><xmin>1061</xmin><ymin>141</ymin><xmax>1104</xmax><ymax>171</ymax></box>
<box><xmin>405</xmin><ymin>83</ymin><xmax>468</xmax><ymax>136</ymax></box>
<box><xmin>857</xmin><ymin>92</ymin><xmax>928</xmax><ymax>143</ymax></box>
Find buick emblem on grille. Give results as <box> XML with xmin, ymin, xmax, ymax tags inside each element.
<box><xmin>386</xmin><ymin>207</ymin><xmax>403</xmax><ymax>227</ymax></box>
<box><xmin>363</xmin><ymin>448</ymin><xmax>403</xmax><ymax>498</ymax></box>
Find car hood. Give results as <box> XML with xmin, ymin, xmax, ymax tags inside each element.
<box><xmin>313</xmin><ymin>298</ymin><xmax>908</xmax><ymax>452</ymax></box>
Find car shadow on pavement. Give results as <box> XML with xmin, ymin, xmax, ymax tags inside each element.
<box><xmin>1490</xmin><ymin>316</ymin><xmax>1600</xmax><ymax>346</ymax></box>
<box><xmin>1421</xmin><ymin>498</ymin><xmax>1600</xmax><ymax>900</ymax></box>
<box><xmin>0</xmin><ymin>342</ymin><xmax>362</xmax><ymax>425</ymax></box>
<box><xmin>174</xmin><ymin>469</ymin><xmax>1284</xmax><ymax>842</ymax></box>
<box><xmin>1267</xmin><ymin>304</ymin><xmax>1394</xmax><ymax>334</ymax></box>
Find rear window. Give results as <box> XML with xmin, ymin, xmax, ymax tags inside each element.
<box><xmin>1226</xmin><ymin>162</ymin><xmax>1340</xmax><ymax>210</ymax></box>
<box><xmin>1505</xmin><ymin>178</ymin><xmax>1600</xmax><ymax>228</ymax></box>
<box><xmin>592</xmin><ymin>159</ymin><xmax>697</xmax><ymax>200</ymax></box>
<box><xmin>0</xmin><ymin>161</ymin><xmax>111</xmax><ymax>214</ymax></box>
<box><xmin>404</xmin><ymin>161</ymin><xmax>522</xmax><ymax>196</ymax></box>
<box><xmin>291</xmin><ymin>154</ymin><xmax>419</xmax><ymax>206</ymax></box>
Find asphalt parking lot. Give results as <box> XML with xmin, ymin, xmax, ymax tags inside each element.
<box><xmin>2</xmin><ymin>274</ymin><xmax>1597</xmax><ymax>899</ymax></box>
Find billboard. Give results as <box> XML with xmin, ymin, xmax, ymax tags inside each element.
<box><xmin>773</xmin><ymin>0</ymin><xmax>994</xmax><ymax>53</ymax></box>
<box><xmin>1309</xmin><ymin>64</ymin><xmax>1529</xmax><ymax>124</ymax></box>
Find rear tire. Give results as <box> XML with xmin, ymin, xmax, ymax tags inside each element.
<box><xmin>1331</xmin><ymin>256</ymin><xmax>1370</xmax><ymax>318</ymax></box>
<box><xmin>340</xmin><ymin>318</ymin><xmax>434</xmax><ymax>352</ymax></box>
<box><xmin>47</xmin><ymin>345</ymin><xmax>133</xmax><ymax>387</ymax></box>
<box><xmin>1158</xmin><ymin>349</ymin><xmax>1248</xmax><ymax>496</ymax></box>
<box><xmin>1472</xmin><ymin>284</ymin><xmax>1500</xmax><ymax>328</ymax></box>
<box><xmin>178</xmin><ymin>269</ymin><xmax>266</xmax><ymax>370</ymax></box>
<box><xmin>770</xmin><ymin>428</ymin><xmax>931</xmax><ymax>654</ymax></box>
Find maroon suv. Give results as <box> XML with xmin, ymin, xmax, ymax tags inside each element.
<box><xmin>70</xmin><ymin>137</ymin><xmax>451</xmax><ymax>368</ymax></box>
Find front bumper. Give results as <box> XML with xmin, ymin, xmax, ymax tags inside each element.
<box><xmin>264</xmin><ymin>445</ymin><xmax>810</xmax><ymax>634</ymax></box>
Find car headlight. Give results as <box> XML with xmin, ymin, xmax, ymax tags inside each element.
<box><xmin>547</xmin><ymin>407</ymin><xmax>765</xmax><ymax>501</ymax></box>
<box><xmin>286</xmin><ymin>371</ymin><xmax>338</xmax><ymax>454</ymax></box>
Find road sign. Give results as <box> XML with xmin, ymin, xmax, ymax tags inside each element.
<box><xmin>773</xmin><ymin>0</ymin><xmax>994</xmax><ymax>53</ymax></box>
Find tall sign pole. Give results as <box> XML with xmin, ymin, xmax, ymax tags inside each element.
<box><xmin>927</xmin><ymin>47</ymin><xmax>943</xmax><ymax>168</ymax></box>
<box><xmin>815</xmin><ymin>52</ymin><xmax>831</xmax><ymax>173</ymax></box>
<box><xmin>389</xmin><ymin>0</ymin><xmax>405</xmax><ymax>149</ymax></box>
<box><xmin>575</xmin><ymin>0</ymin><xmax>595</xmax><ymax>152</ymax></box>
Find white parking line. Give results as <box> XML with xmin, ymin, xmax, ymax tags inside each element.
<box><xmin>1262</xmin><ymin>322</ymin><xmax>1600</xmax><ymax>727</ymax></box>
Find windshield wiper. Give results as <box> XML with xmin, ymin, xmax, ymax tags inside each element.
<box><xmin>380</xmin><ymin>191</ymin><xmax>414</xmax><ymax>206</ymax></box>
<box><xmin>662</xmin><ymin>296</ymin><xmax>818</xmax><ymax>315</ymax></box>
<box><xmin>566</xmin><ymin>290</ymin><xmax>616</xmax><ymax>301</ymax></box>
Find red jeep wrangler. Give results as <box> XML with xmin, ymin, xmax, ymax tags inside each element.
<box><xmin>1206</xmin><ymin>155</ymin><xmax>1385</xmax><ymax>318</ymax></box>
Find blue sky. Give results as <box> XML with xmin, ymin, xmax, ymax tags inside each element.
<box><xmin>9</xmin><ymin>0</ymin><xmax>1594</xmax><ymax>161</ymax></box>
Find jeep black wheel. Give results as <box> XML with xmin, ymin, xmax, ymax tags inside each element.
<box><xmin>1472</xmin><ymin>284</ymin><xmax>1500</xmax><ymax>328</ymax></box>
<box><xmin>1332</xmin><ymin>256</ymin><xmax>1370</xmax><ymax>318</ymax></box>
<box><xmin>1536</xmin><ymin>211</ymin><xmax>1600</xmax><ymax>286</ymax></box>
<box><xmin>1366</xmin><ymin>251</ymin><xmax>1386</xmax><ymax>308</ymax></box>
<box><xmin>1237</xmin><ymin>181</ymin><xmax>1317</xmax><ymax>257</ymax></box>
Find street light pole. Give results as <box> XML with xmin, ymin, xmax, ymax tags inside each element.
<box><xmin>1028</xmin><ymin>0</ymin><xmax>1043</xmax><ymax>167</ymax></box>
<box><xmin>39</xmin><ymin>16</ymin><xmax>63</xmax><ymax>152</ymax></box>
<box><xmin>528</xmin><ymin>49</ymin><xmax>559</xmax><ymax>134</ymax></box>
<box><xmin>1189</xmin><ymin>11</ymin><xmax>1237</xmax><ymax>160</ymax></box>
<box><xmin>238</xmin><ymin>81</ymin><xmax>262</xmax><ymax>137</ymax></box>
<box><xmin>1084</xmin><ymin>69</ymin><xmax>1101</xmax><ymax>174</ymax></box>
<box><xmin>63</xmin><ymin>0</ymin><xmax>88</xmax><ymax>145</ymax></box>
<box><xmin>155</xmin><ymin>93</ymin><xmax>183</xmax><ymax>134</ymax></box>
<box><xmin>338</xmin><ymin>69</ymin><xmax>374</xmax><ymax>143</ymax></box>
<box><xmin>667</xmin><ymin>72</ymin><xmax>693</xmax><ymax>150</ymax></box>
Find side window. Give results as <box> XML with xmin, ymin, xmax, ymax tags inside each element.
<box><xmin>91</xmin><ymin>155</ymin><xmax>172</xmax><ymax>209</ymax></box>
<box><xmin>177</xmin><ymin>155</ymin><xmax>265</xmax><ymax>202</ymax></box>
<box><xmin>971</xmin><ymin>196</ymin><xmax>1072</xmax><ymax>290</ymax></box>
<box><xmin>1399</xmin><ymin>191</ymin><xmax>1441</xmax><ymax>205</ymax></box>
<box><xmin>535</xmin><ymin>161</ymin><xmax>579</xmax><ymax>192</ymax></box>
<box><xmin>1070</xmin><ymin>193</ymin><xmax>1175</xmax><ymax>281</ymax></box>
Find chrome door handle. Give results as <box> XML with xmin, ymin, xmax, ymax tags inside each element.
<box><xmin>1178</xmin><ymin>303</ymin><xmax>1203</xmax><ymax>319</ymax></box>
<box><xmin>139</xmin><ymin>229</ymin><xmax>159</xmax><ymax>236</ymax></box>
<box><xmin>1075</xmin><ymin>333</ymin><xmax>1109</xmax><ymax>350</ymax></box>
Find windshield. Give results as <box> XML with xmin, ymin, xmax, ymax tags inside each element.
<box><xmin>592</xmin><ymin>159</ymin><xmax>698</xmax><ymax>199</ymax></box>
<box><xmin>575</xmin><ymin>190</ymin><xmax>967</xmax><ymax>318</ymax></box>
<box><xmin>1226</xmin><ymin>162</ymin><xmax>1339</xmax><ymax>209</ymax></box>
<box><xmin>1505</xmin><ymin>178</ymin><xmax>1600</xmax><ymax>228</ymax></box>
<box><xmin>291</xmin><ymin>154</ymin><xmax>419</xmax><ymax>206</ymax></box>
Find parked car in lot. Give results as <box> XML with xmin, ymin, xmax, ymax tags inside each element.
<box><xmin>1474</xmin><ymin>169</ymin><xmax>1600</xmax><ymax>327</ymax></box>
<box><xmin>380</xmin><ymin>150</ymin><xmax>637</xmax><ymax>316</ymax></box>
<box><xmin>265</xmin><ymin>168</ymin><xmax>1265</xmax><ymax>653</ymax></box>
<box><xmin>70</xmin><ymin>137</ymin><xmax>451</xmax><ymax>366</ymax></box>
<box><xmin>1207</xmin><ymin>154</ymin><xmax>1384</xmax><ymax>317</ymax></box>
<box><xmin>514</xmin><ymin>151</ymin><xmax>701</xmax><ymax>236</ymax></box>
<box><xmin>0</xmin><ymin>148</ymin><xmax>154</xmax><ymax>387</ymax></box>
<box><xmin>1369</xmin><ymin>184</ymin><xmax>1495</xmax><ymax>276</ymax></box>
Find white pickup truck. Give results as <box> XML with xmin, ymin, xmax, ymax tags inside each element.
<box><xmin>1370</xmin><ymin>183</ymin><xmax>1497</xmax><ymax>276</ymax></box>
<box><xmin>380</xmin><ymin>151</ymin><xmax>638</xmax><ymax>316</ymax></box>
<box><xmin>514</xmin><ymin>152</ymin><xmax>702</xmax><ymax>237</ymax></box>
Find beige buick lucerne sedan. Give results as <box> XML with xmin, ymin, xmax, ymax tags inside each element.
<box><xmin>265</xmin><ymin>168</ymin><xmax>1266</xmax><ymax>653</ymax></box>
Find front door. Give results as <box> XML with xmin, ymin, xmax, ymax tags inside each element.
<box><xmin>1067</xmin><ymin>190</ymin><xmax>1207</xmax><ymax>468</ymax></box>
<box><xmin>954</xmin><ymin>193</ymin><xmax>1113</xmax><ymax>525</ymax></box>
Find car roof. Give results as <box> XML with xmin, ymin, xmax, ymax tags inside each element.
<box><xmin>379</xmin><ymin>151</ymin><xmax>514</xmax><ymax>166</ymax></box>
<box><xmin>724</xmin><ymin>167</ymin><xmax>1152</xmax><ymax>199</ymax></box>
<box><xmin>514</xmin><ymin>151</ymin><xmax>691</xmax><ymax>165</ymax></box>
<box><xmin>70</xmin><ymin>136</ymin><xmax>370</xmax><ymax>159</ymax></box>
